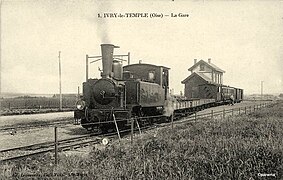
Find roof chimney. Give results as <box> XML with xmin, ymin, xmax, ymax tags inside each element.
<box><xmin>208</xmin><ymin>58</ymin><xmax>211</xmax><ymax>64</ymax></box>
<box><xmin>194</xmin><ymin>59</ymin><xmax>197</xmax><ymax>64</ymax></box>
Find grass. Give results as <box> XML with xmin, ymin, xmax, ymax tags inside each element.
<box><xmin>0</xmin><ymin>108</ymin><xmax>74</xmax><ymax>116</ymax></box>
<box><xmin>1</xmin><ymin>101</ymin><xmax>283</xmax><ymax>179</ymax></box>
<box><xmin>0</xmin><ymin>96</ymin><xmax>77</xmax><ymax>115</ymax></box>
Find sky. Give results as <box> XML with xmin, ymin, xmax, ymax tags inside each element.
<box><xmin>1</xmin><ymin>0</ymin><xmax>283</xmax><ymax>95</ymax></box>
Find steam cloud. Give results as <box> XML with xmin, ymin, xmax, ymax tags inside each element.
<box><xmin>163</xmin><ymin>93</ymin><xmax>176</xmax><ymax>117</ymax></box>
<box><xmin>95</xmin><ymin>1</ymin><xmax>111</xmax><ymax>43</ymax></box>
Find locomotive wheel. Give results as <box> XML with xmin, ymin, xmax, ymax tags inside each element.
<box><xmin>81</xmin><ymin>118</ymin><xmax>93</xmax><ymax>130</ymax></box>
<box><xmin>81</xmin><ymin>118</ymin><xmax>102</xmax><ymax>133</ymax></box>
<box><xmin>136</xmin><ymin>113</ymin><xmax>148</xmax><ymax>127</ymax></box>
<box><xmin>90</xmin><ymin>127</ymin><xmax>103</xmax><ymax>134</ymax></box>
<box><xmin>100</xmin><ymin>125</ymin><xmax>114</xmax><ymax>133</ymax></box>
<box><xmin>163</xmin><ymin>115</ymin><xmax>172</xmax><ymax>123</ymax></box>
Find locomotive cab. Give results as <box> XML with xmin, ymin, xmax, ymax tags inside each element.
<box><xmin>123</xmin><ymin>63</ymin><xmax>170</xmax><ymax>116</ymax></box>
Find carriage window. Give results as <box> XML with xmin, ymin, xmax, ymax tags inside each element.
<box><xmin>148</xmin><ymin>71</ymin><xmax>155</xmax><ymax>81</ymax></box>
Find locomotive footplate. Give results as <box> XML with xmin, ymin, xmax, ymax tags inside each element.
<box><xmin>86</xmin><ymin>109</ymin><xmax>130</xmax><ymax>126</ymax></box>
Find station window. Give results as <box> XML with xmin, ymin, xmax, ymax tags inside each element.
<box><xmin>200</xmin><ymin>64</ymin><xmax>205</xmax><ymax>71</ymax></box>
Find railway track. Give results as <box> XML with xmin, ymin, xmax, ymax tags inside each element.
<box><xmin>0</xmin><ymin>102</ymin><xmax>274</xmax><ymax>163</ymax></box>
<box><xmin>0</xmin><ymin>132</ymin><xmax>106</xmax><ymax>163</ymax></box>
<box><xmin>0</xmin><ymin>124</ymin><xmax>144</xmax><ymax>163</ymax></box>
<box><xmin>0</xmin><ymin>101</ymin><xmax>265</xmax><ymax>134</ymax></box>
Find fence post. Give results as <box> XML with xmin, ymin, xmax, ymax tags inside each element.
<box><xmin>54</xmin><ymin>126</ymin><xmax>58</xmax><ymax>166</ymax></box>
<box><xmin>239</xmin><ymin>108</ymin><xmax>241</xmax><ymax>115</ymax></box>
<box><xmin>254</xmin><ymin>105</ymin><xmax>255</xmax><ymax>112</ymax></box>
<box><xmin>131</xmin><ymin>118</ymin><xmax>134</xmax><ymax>145</ymax></box>
<box><xmin>112</xmin><ymin>114</ymin><xmax>121</xmax><ymax>142</ymax></box>
<box><xmin>130</xmin><ymin>118</ymin><xmax>134</xmax><ymax>171</ymax></box>
<box><xmin>171</xmin><ymin>114</ymin><xmax>174</xmax><ymax>130</ymax></box>
<box><xmin>211</xmin><ymin>110</ymin><xmax>213</xmax><ymax>120</ymax></box>
<box><xmin>232</xmin><ymin>109</ymin><xmax>234</xmax><ymax>116</ymax></box>
<box><xmin>223</xmin><ymin>109</ymin><xmax>225</xmax><ymax>119</ymax></box>
<box><xmin>135</xmin><ymin>118</ymin><xmax>141</xmax><ymax>135</ymax></box>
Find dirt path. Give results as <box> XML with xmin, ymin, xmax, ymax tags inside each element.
<box><xmin>0</xmin><ymin>124</ymin><xmax>87</xmax><ymax>150</ymax></box>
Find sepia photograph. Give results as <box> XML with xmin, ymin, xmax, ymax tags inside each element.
<box><xmin>0</xmin><ymin>0</ymin><xmax>282</xmax><ymax>179</ymax></box>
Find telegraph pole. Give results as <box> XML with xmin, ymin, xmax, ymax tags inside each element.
<box><xmin>58</xmin><ymin>51</ymin><xmax>62</xmax><ymax>111</ymax></box>
<box><xmin>261</xmin><ymin>81</ymin><xmax>264</xmax><ymax>101</ymax></box>
<box><xmin>0</xmin><ymin>1</ymin><xmax>2</xmax><ymax>114</ymax></box>
<box><xmin>0</xmin><ymin>1</ymin><xmax>2</xmax><ymax>95</ymax></box>
<box><xmin>77</xmin><ymin>86</ymin><xmax>80</xmax><ymax>100</ymax></box>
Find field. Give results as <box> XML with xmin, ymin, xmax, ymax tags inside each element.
<box><xmin>0</xmin><ymin>95</ymin><xmax>77</xmax><ymax>115</ymax></box>
<box><xmin>1</xmin><ymin>101</ymin><xmax>282</xmax><ymax>179</ymax></box>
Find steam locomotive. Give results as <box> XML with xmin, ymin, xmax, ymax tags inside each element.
<box><xmin>74</xmin><ymin>44</ymin><xmax>170</xmax><ymax>131</ymax></box>
<box><xmin>74</xmin><ymin>44</ymin><xmax>243</xmax><ymax>131</ymax></box>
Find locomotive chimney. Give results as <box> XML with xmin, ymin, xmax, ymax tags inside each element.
<box><xmin>208</xmin><ymin>58</ymin><xmax>211</xmax><ymax>64</ymax></box>
<box><xmin>101</xmin><ymin>44</ymin><xmax>119</xmax><ymax>78</ymax></box>
<box><xmin>194</xmin><ymin>59</ymin><xmax>197</xmax><ymax>64</ymax></box>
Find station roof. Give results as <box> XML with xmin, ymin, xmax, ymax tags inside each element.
<box><xmin>188</xmin><ymin>60</ymin><xmax>225</xmax><ymax>73</ymax></box>
<box><xmin>181</xmin><ymin>72</ymin><xmax>213</xmax><ymax>84</ymax></box>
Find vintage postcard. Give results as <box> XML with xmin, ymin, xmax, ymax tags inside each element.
<box><xmin>0</xmin><ymin>0</ymin><xmax>282</xmax><ymax>179</ymax></box>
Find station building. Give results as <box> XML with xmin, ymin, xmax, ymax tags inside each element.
<box><xmin>181</xmin><ymin>58</ymin><xmax>225</xmax><ymax>99</ymax></box>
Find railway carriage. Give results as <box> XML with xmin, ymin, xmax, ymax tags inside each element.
<box><xmin>198</xmin><ymin>83</ymin><xmax>243</xmax><ymax>104</ymax></box>
<box><xmin>235</xmin><ymin>88</ymin><xmax>244</xmax><ymax>103</ymax></box>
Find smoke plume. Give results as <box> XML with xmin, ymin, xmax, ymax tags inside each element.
<box><xmin>95</xmin><ymin>1</ymin><xmax>111</xmax><ymax>43</ymax></box>
<box><xmin>163</xmin><ymin>93</ymin><xmax>176</xmax><ymax>117</ymax></box>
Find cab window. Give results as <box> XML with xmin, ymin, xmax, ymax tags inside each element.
<box><xmin>148</xmin><ymin>71</ymin><xmax>155</xmax><ymax>81</ymax></box>
<box><xmin>162</xmin><ymin>69</ymin><xmax>169</xmax><ymax>87</ymax></box>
